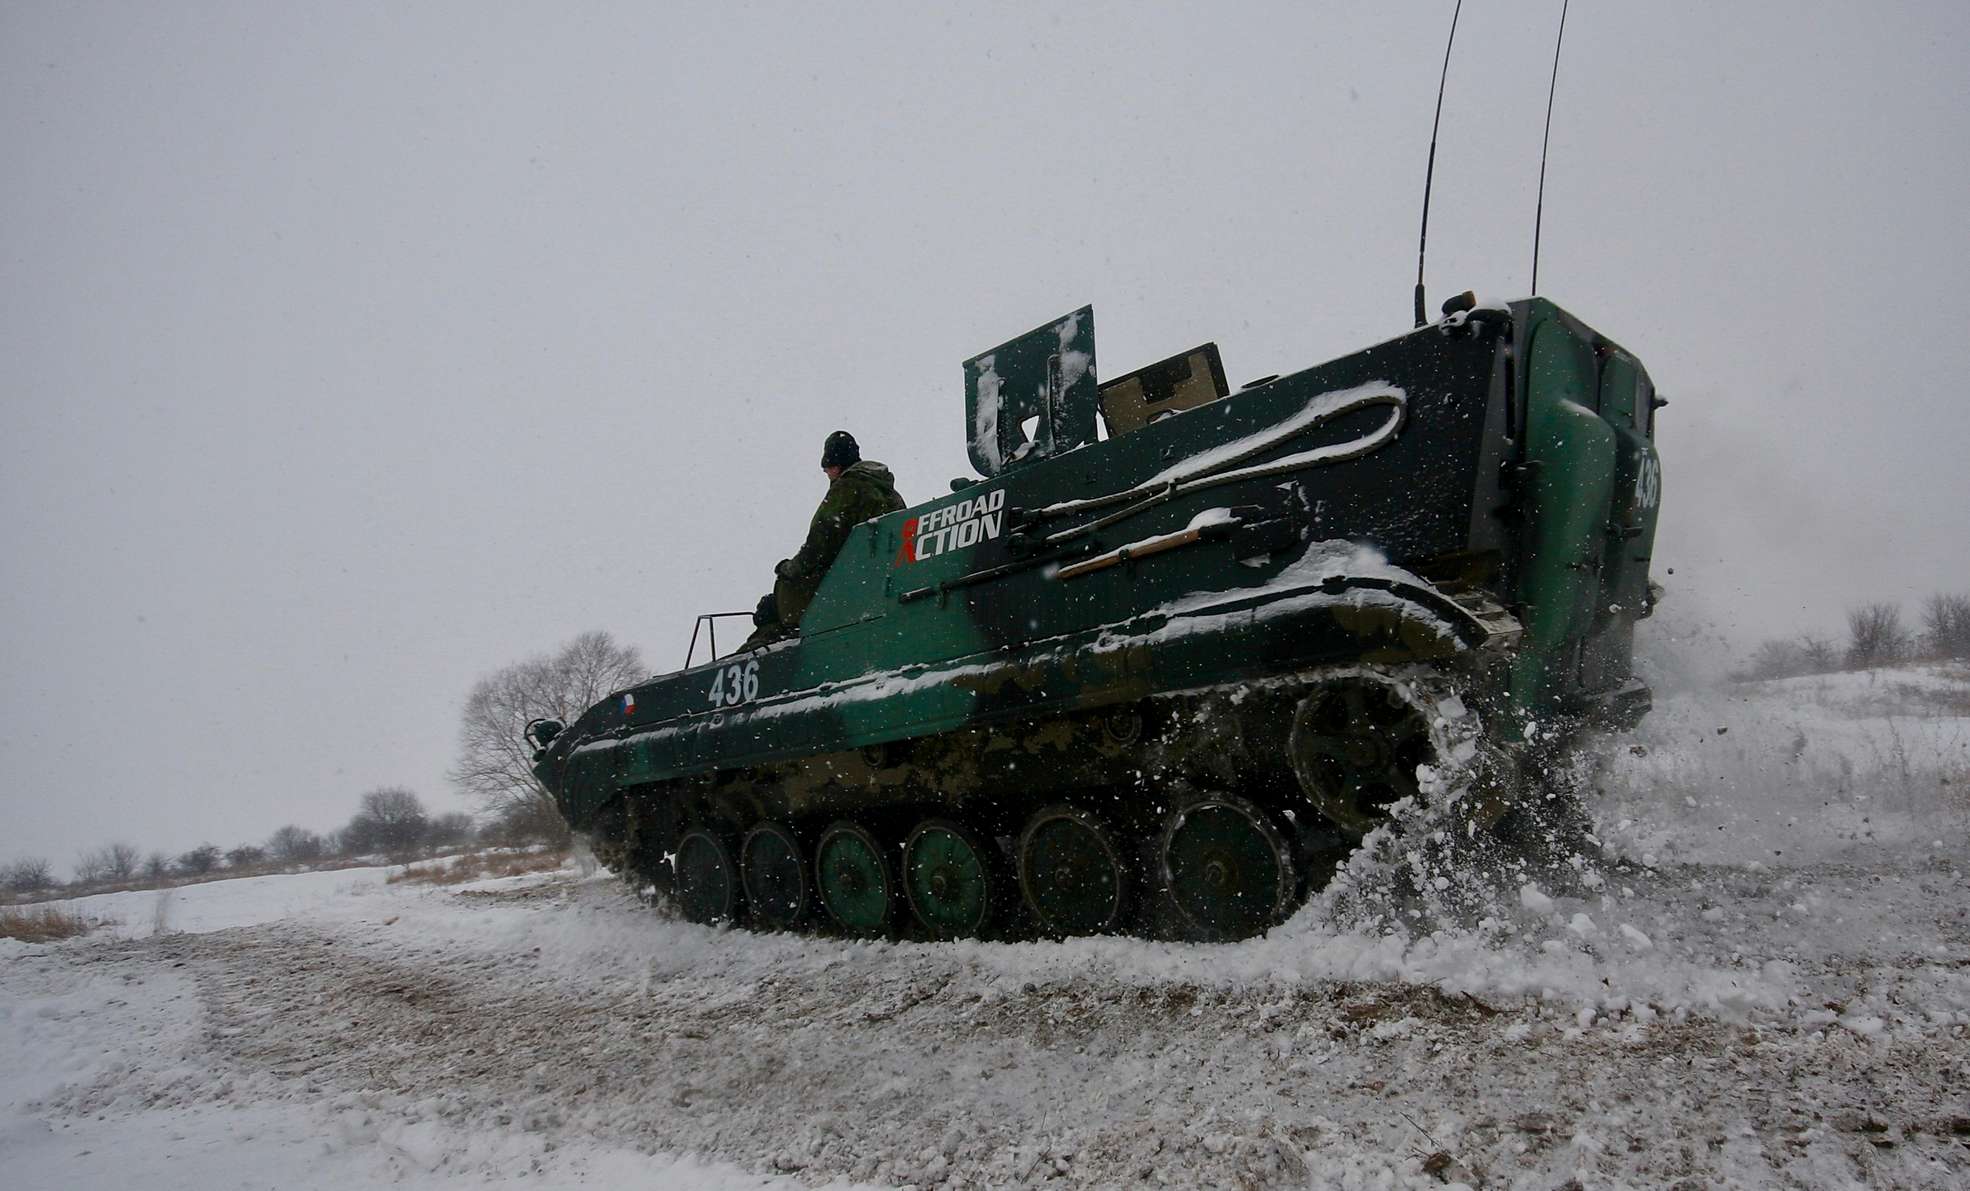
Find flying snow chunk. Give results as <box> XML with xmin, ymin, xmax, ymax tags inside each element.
<box><xmin>1519</xmin><ymin>884</ymin><xmax>1555</xmax><ymax>914</ymax></box>
<box><xmin>1619</xmin><ymin>923</ymin><xmax>1654</xmax><ymax>950</ymax></box>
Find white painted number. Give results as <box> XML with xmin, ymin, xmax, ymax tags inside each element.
<box><xmin>708</xmin><ymin>660</ymin><xmax>761</xmax><ymax>708</ymax></box>
<box><xmin>1635</xmin><ymin>453</ymin><xmax>1661</xmax><ymax>511</ymax></box>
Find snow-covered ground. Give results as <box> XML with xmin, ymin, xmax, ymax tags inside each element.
<box><xmin>5</xmin><ymin>665</ymin><xmax>1968</xmax><ymax>1188</ymax></box>
<box><xmin>0</xmin><ymin>860</ymin><xmax>860</xmax><ymax>1191</ymax></box>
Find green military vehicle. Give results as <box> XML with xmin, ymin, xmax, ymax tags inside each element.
<box><xmin>528</xmin><ymin>296</ymin><xmax>1663</xmax><ymax>941</ymax></box>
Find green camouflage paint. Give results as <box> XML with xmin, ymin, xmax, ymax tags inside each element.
<box><xmin>535</xmin><ymin>299</ymin><xmax>1662</xmax><ymax>928</ymax></box>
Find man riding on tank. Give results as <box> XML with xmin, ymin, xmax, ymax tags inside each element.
<box><xmin>742</xmin><ymin>430</ymin><xmax>905</xmax><ymax>650</ymax></box>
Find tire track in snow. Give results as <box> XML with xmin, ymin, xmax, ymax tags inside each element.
<box><xmin>77</xmin><ymin>884</ymin><xmax>1965</xmax><ymax>1189</ymax></box>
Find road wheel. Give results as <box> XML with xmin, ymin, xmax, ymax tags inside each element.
<box><xmin>902</xmin><ymin>818</ymin><xmax>999</xmax><ymax>940</ymax></box>
<box><xmin>815</xmin><ymin>821</ymin><xmax>895</xmax><ymax>937</ymax></box>
<box><xmin>1288</xmin><ymin>678</ymin><xmax>1435</xmax><ymax>837</ymax></box>
<box><xmin>1017</xmin><ymin>805</ymin><xmax>1131</xmax><ymax>936</ymax></box>
<box><xmin>673</xmin><ymin>828</ymin><xmax>741</xmax><ymax>926</ymax></box>
<box><xmin>740</xmin><ymin>822</ymin><xmax>810</xmax><ymax>931</ymax></box>
<box><xmin>1159</xmin><ymin>793</ymin><xmax>1296</xmax><ymax>941</ymax></box>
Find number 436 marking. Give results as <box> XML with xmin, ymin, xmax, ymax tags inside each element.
<box><xmin>708</xmin><ymin>659</ymin><xmax>761</xmax><ymax>708</ymax></box>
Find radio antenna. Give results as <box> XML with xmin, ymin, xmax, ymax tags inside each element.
<box><xmin>1414</xmin><ymin>0</ymin><xmax>1464</xmax><ymax>328</ymax></box>
<box><xmin>1530</xmin><ymin>0</ymin><xmax>1571</xmax><ymax>296</ymax></box>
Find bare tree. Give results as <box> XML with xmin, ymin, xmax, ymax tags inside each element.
<box><xmin>479</xmin><ymin>800</ymin><xmax>571</xmax><ymax>848</ymax></box>
<box><xmin>75</xmin><ymin>842</ymin><xmax>141</xmax><ymax>884</ymax></box>
<box><xmin>2</xmin><ymin>858</ymin><xmax>55</xmax><ymax>894</ymax></box>
<box><xmin>343</xmin><ymin>787</ymin><xmax>430</xmax><ymax>858</ymax></box>
<box><xmin>1846</xmin><ymin>603</ymin><xmax>1909</xmax><ymax>669</ymax></box>
<box><xmin>1740</xmin><ymin>638</ymin><xmax>1806</xmax><ymax>681</ymax></box>
<box><xmin>143</xmin><ymin>852</ymin><xmax>171</xmax><ymax>880</ymax></box>
<box><xmin>266</xmin><ymin>825</ymin><xmax>326</xmax><ymax>864</ymax></box>
<box><xmin>177</xmin><ymin>844</ymin><xmax>222</xmax><ymax>876</ymax></box>
<box><xmin>72</xmin><ymin>851</ymin><xmax>110</xmax><ymax>885</ymax></box>
<box><xmin>1921</xmin><ymin>593</ymin><xmax>1970</xmax><ymax>660</ymax></box>
<box><xmin>450</xmin><ymin>630</ymin><xmax>644</xmax><ymax>841</ymax></box>
<box><xmin>225</xmin><ymin>844</ymin><xmax>266</xmax><ymax>869</ymax></box>
<box><xmin>1797</xmin><ymin>635</ymin><xmax>1838</xmax><ymax>673</ymax></box>
<box><xmin>427</xmin><ymin>811</ymin><xmax>476</xmax><ymax>850</ymax></box>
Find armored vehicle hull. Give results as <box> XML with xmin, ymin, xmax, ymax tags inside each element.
<box><xmin>532</xmin><ymin>298</ymin><xmax>1663</xmax><ymax>940</ymax></box>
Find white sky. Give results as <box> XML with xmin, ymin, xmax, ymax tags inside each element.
<box><xmin>4</xmin><ymin>1</ymin><xmax>1967</xmax><ymax>869</ymax></box>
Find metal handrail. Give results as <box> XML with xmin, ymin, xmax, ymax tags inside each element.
<box><xmin>684</xmin><ymin>611</ymin><xmax>756</xmax><ymax>669</ymax></box>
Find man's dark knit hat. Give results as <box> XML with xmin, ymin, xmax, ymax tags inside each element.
<box><xmin>821</xmin><ymin>430</ymin><xmax>861</xmax><ymax>469</ymax></box>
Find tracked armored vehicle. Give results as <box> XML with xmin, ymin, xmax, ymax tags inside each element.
<box><xmin>530</xmin><ymin>297</ymin><xmax>1663</xmax><ymax>941</ymax></box>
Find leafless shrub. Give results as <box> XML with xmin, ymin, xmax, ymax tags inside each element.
<box><xmin>342</xmin><ymin>787</ymin><xmax>430</xmax><ymax>858</ymax></box>
<box><xmin>1798</xmin><ymin>635</ymin><xmax>1839</xmax><ymax>673</ymax></box>
<box><xmin>386</xmin><ymin>848</ymin><xmax>568</xmax><ymax>887</ymax></box>
<box><xmin>1846</xmin><ymin>603</ymin><xmax>1909</xmax><ymax>669</ymax></box>
<box><xmin>266</xmin><ymin>825</ymin><xmax>327</xmax><ymax>864</ymax></box>
<box><xmin>224</xmin><ymin>844</ymin><xmax>266</xmax><ymax>868</ymax></box>
<box><xmin>143</xmin><ymin>852</ymin><xmax>172</xmax><ymax>879</ymax></box>
<box><xmin>3</xmin><ymin>858</ymin><xmax>55</xmax><ymax>894</ymax></box>
<box><xmin>451</xmin><ymin>630</ymin><xmax>643</xmax><ymax>843</ymax></box>
<box><xmin>479</xmin><ymin>798</ymin><xmax>572</xmax><ymax>848</ymax></box>
<box><xmin>176</xmin><ymin>844</ymin><xmax>222</xmax><ymax>875</ymax></box>
<box><xmin>1738</xmin><ymin>638</ymin><xmax>1808</xmax><ymax>681</ymax></box>
<box><xmin>74</xmin><ymin>842</ymin><xmax>141</xmax><ymax>885</ymax></box>
<box><xmin>1922</xmin><ymin>593</ymin><xmax>1970</xmax><ymax>660</ymax></box>
<box><xmin>427</xmin><ymin>811</ymin><xmax>477</xmax><ymax>850</ymax></box>
<box><xmin>0</xmin><ymin>905</ymin><xmax>97</xmax><ymax>942</ymax></box>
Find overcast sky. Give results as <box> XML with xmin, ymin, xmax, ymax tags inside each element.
<box><xmin>4</xmin><ymin>2</ymin><xmax>1966</xmax><ymax>870</ymax></box>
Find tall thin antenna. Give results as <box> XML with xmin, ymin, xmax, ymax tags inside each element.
<box><xmin>1414</xmin><ymin>0</ymin><xmax>1464</xmax><ymax>328</ymax></box>
<box><xmin>1531</xmin><ymin>0</ymin><xmax>1570</xmax><ymax>297</ymax></box>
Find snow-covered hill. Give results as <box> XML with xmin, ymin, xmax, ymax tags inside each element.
<box><xmin>4</xmin><ymin>666</ymin><xmax>1967</xmax><ymax>1188</ymax></box>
